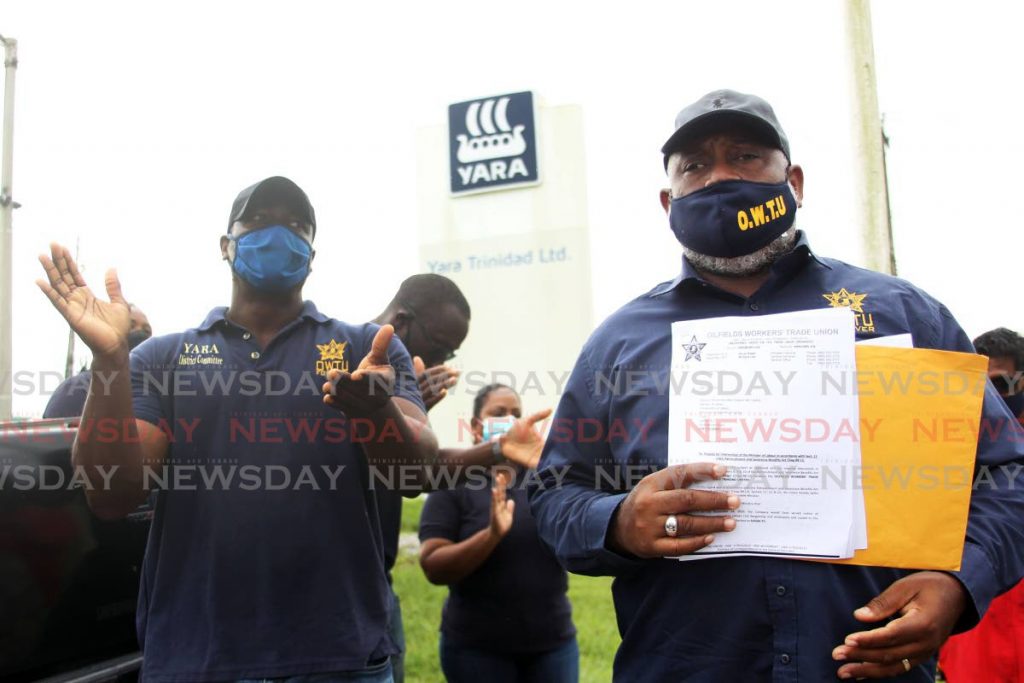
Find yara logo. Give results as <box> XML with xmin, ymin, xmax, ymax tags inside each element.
<box><xmin>449</xmin><ymin>90</ymin><xmax>539</xmax><ymax>194</ymax></box>
<box><xmin>456</xmin><ymin>97</ymin><xmax>527</xmax><ymax>163</ymax></box>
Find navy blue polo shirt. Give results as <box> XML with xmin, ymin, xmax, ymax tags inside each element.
<box><xmin>529</xmin><ymin>233</ymin><xmax>1024</xmax><ymax>682</ymax></box>
<box><xmin>419</xmin><ymin>472</ymin><xmax>575</xmax><ymax>654</ymax></box>
<box><xmin>43</xmin><ymin>369</ymin><xmax>91</xmax><ymax>418</ymax></box>
<box><xmin>130</xmin><ymin>301</ymin><xmax>424</xmax><ymax>682</ymax></box>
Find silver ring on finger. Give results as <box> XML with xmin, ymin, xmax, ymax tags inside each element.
<box><xmin>901</xmin><ymin>658</ymin><xmax>911</xmax><ymax>673</ymax></box>
<box><xmin>664</xmin><ymin>514</ymin><xmax>679</xmax><ymax>537</ymax></box>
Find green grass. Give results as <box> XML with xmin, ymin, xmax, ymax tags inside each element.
<box><xmin>567</xmin><ymin>574</ymin><xmax>618</xmax><ymax>682</ymax></box>
<box><xmin>392</xmin><ymin>550</ymin><xmax>446</xmax><ymax>683</ymax></box>
<box><xmin>394</xmin><ymin>496</ymin><xmax>620</xmax><ymax>682</ymax></box>
<box><xmin>400</xmin><ymin>495</ymin><xmax>426</xmax><ymax>535</ymax></box>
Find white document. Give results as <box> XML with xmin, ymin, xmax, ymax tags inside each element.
<box><xmin>668</xmin><ymin>308</ymin><xmax>861</xmax><ymax>560</ymax></box>
<box><xmin>857</xmin><ymin>333</ymin><xmax>913</xmax><ymax>348</ymax></box>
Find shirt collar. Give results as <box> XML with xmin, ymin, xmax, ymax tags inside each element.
<box><xmin>197</xmin><ymin>300</ymin><xmax>329</xmax><ymax>332</ymax></box>
<box><xmin>649</xmin><ymin>231</ymin><xmax>831</xmax><ymax>298</ymax></box>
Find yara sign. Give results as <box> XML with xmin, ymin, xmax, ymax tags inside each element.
<box><xmin>448</xmin><ymin>91</ymin><xmax>540</xmax><ymax>195</ymax></box>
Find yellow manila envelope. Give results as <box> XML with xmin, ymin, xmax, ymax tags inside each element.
<box><xmin>822</xmin><ymin>346</ymin><xmax>989</xmax><ymax>570</ymax></box>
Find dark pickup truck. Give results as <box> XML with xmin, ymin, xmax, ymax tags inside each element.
<box><xmin>1</xmin><ymin>418</ymin><xmax>149</xmax><ymax>682</ymax></box>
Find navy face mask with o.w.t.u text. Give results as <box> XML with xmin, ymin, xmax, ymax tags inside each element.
<box><xmin>669</xmin><ymin>179</ymin><xmax>797</xmax><ymax>258</ymax></box>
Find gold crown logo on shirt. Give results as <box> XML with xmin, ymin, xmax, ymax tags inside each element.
<box><xmin>317</xmin><ymin>339</ymin><xmax>347</xmax><ymax>361</ymax></box>
<box><xmin>823</xmin><ymin>288</ymin><xmax>867</xmax><ymax>313</ymax></box>
<box><xmin>316</xmin><ymin>339</ymin><xmax>349</xmax><ymax>376</ymax></box>
<box><xmin>823</xmin><ymin>288</ymin><xmax>876</xmax><ymax>333</ymax></box>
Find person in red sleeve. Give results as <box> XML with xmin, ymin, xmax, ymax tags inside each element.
<box><xmin>939</xmin><ymin>327</ymin><xmax>1024</xmax><ymax>682</ymax></box>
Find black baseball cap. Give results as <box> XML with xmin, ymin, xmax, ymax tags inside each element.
<box><xmin>661</xmin><ymin>89</ymin><xmax>790</xmax><ymax>168</ymax></box>
<box><xmin>228</xmin><ymin>176</ymin><xmax>317</xmax><ymax>238</ymax></box>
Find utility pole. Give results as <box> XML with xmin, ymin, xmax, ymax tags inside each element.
<box><xmin>0</xmin><ymin>35</ymin><xmax>17</xmax><ymax>421</ymax></box>
<box><xmin>844</xmin><ymin>0</ymin><xmax>897</xmax><ymax>275</ymax></box>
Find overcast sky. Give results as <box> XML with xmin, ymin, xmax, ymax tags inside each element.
<box><xmin>4</xmin><ymin>0</ymin><xmax>1022</xmax><ymax>417</ymax></box>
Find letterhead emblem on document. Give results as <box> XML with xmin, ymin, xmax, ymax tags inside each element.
<box><xmin>681</xmin><ymin>335</ymin><xmax>707</xmax><ymax>362</ymax></box>
<box><xmin>315</xmin><ymin>339</ymin><xmax>349</xmax><ymax>377</ymax></box>
<box><xmin>823</xmin><ymin>288</ymin><xmax>876</xmax><ymax>334</ymax></box>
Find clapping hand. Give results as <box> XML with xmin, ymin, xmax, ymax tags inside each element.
<box><xmin>489</xmin><ymin>470</ymin><xmax>515</xmax><ymax>538</ymax></box>
<box><xmin>37</xmin><ymin>243</ymin><xmax>132</xmax><ymax>360</ymax></box>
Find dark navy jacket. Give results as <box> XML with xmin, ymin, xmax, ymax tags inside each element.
<box><xmin>529</xmin><ymin>235</ymin><xmax>1024</xmax><ymax>682</ymax></box>
<box><xmin>129</xmin><ymin>302</ymin><xmax>423</xmax><ymax>682</ymax></box>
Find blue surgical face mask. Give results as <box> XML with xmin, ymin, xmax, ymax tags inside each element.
<box><xmin>669</xmin><ymin>179</ymin><xmax>797</xmax><ymax>257</ymax></box>
<box><xmin>228</xmin><ymin>225</ymin><xmax>312</xmax><ymax>292</ymax></box>
<box><xmin>482</xmin><ymin>416</ymin><xmax>516</xmax><ymax>443</ymax></box>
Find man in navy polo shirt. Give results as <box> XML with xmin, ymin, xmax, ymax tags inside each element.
<box><xmin>371</xmin><ymin>273</ymin><xmax>469</xmax><ymax>683</ymax></box>
<box><xmin>37</xmin><ymin>176</ymin><xmax>435</xmax><ymax>682</ymax></box>
<box><xmin>370</xmin><ymin>274</ymin><xmax>552</xmax><ymax>683</ymax></box>
<box><xmin>529</xmin><ymin>90</ymin><xmax>1024</xmax><ymax>681</ymax></box>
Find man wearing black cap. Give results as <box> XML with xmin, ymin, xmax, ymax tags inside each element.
<box><xmin>529</xmin><ymin>90</ymin><xmax>1024</xmax><ymax>681</ymax></box>
<box><xmin>37</xmin><ymin>176</ymin><xmax>435</xmax><ymax>682</ymax></box>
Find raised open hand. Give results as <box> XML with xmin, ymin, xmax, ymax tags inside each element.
<box><xmin>489</xmin><ymin>470</ymin><xmax>515</xmax><ymax>538</ymax></box>
<box><xmin>413</xmin><ymin>356</ymin><xmax>460</xmax><ymax>411</ymax></box>
<box><xmin>500</xmin><ymin>408</ymin><xmax>553</xmax><ymax>468</ymax></box>
<box><xmin>36</xmin><ymin>243</ymin><xmax>132</xmax><ymax>359</ymax></box>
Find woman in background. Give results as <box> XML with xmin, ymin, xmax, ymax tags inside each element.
<box><xmin>418</xmin><ymin>383</ymin><xmax>578</xmax><ymax>682</ymax></box>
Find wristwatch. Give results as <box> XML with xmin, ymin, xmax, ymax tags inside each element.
<box><xmin>491</xmin><ymin>436</ymin><xmax>506</xmax><ymax>465</ymax></box>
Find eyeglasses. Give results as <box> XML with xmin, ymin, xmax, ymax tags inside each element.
<box><xmin>411</xmin><ymin>317</ymin><xmax>456</xmax><ymax>364</ymax></box>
